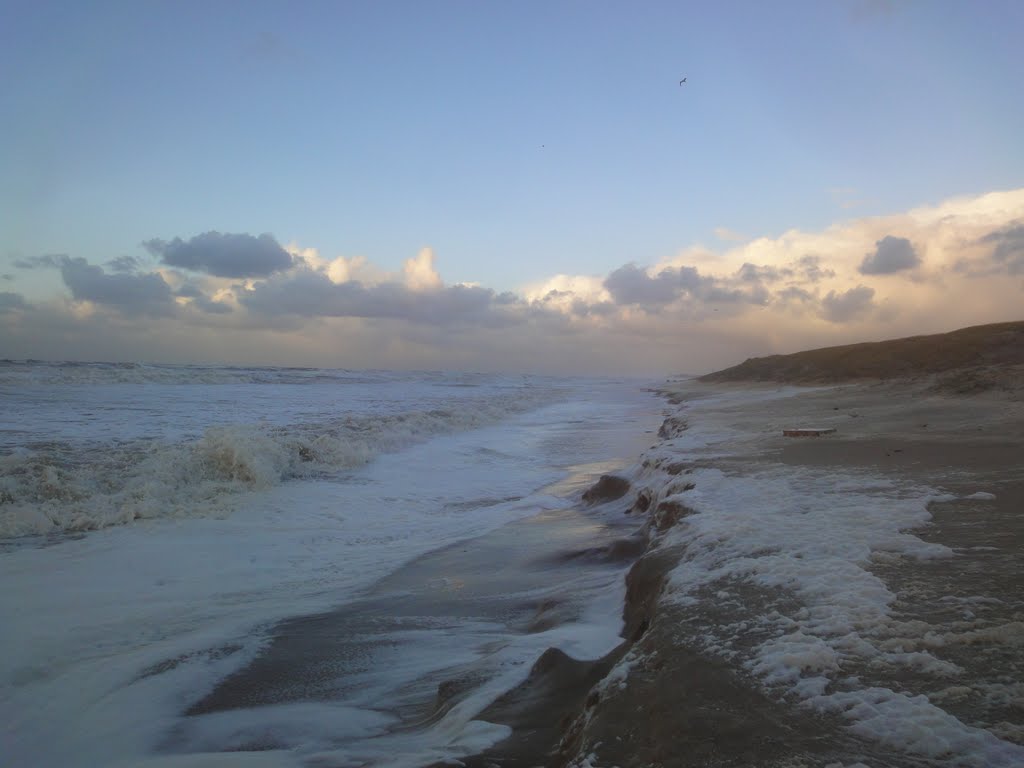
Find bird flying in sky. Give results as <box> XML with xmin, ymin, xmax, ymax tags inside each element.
<box><xmin>679</xmin><ymin>77</ymin><xmax>687</xmax><ymax>85</ymax></box>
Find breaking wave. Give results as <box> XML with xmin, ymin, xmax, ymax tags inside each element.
<box><xmin>0</xmin><ymin>360</ymin><xmax>422</xmax><ymax>387</ymax></box>
<box><xmin>0</xmin><ymin>396</ymin><xmax>559</xmax><ymax>539</ymax></box>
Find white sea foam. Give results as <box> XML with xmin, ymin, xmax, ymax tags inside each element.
<box><xmin>117</xmin><ymin>753</ymin><xmax>305</xmax><ymax>768</ymax></box>
<box><xmin>1</xmin><ymin>372</ymin><xmax>659</xmax><ymax>767</ymax></box>
<box><xmin>0</xmin><ymin>360</ymin><xmax>409</xmax><ymax>387</ymax></box>
<box><xmin>965</xmin><ymin>491</ymin><xmax>997</xmax><ymax>500</ymax></box>
<box><xmin>638</xmin><ymin>384</ymin><xmax>1024</xmax><ymax>767</ymax></box>
<box><xmin>812</xmin><ymin>688</ymin><xmax>1024</xmax><ymax>766</ymax></box>
<box><xmin>294</xmin><ymin>578</ymin><xmax>629</xmax><ymax>768</ymax></box>
<box><xmin>0</xmin><ymin>370</ymin><xmax>570</xmax><ymax>538</ymax></box>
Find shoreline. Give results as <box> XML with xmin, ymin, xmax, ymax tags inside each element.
<box><xmin>458</xmin><ymin>377</ymin><xmax>1024</xmax><ymax>767</ymax></box>
<box><xmin>0</xmin><ymin>378</ymin><xmax>666</xmax><ymax>768</ymax></box>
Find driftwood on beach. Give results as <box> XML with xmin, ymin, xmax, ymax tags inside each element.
<box><xmin>782</xmin><ymin>427</ymin><xmax>836</xmax><ymax>437</ymax></box>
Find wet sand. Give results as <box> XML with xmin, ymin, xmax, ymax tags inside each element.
<box><xmin>164</xmin><ymin>461</ymin><xmax>653</xmax><ymax>764</ymax></box>
<box><xmin>159</xmin><ymin>378</ymin><xmax>1023</xmax><ymax>767</ymax></box>
<box><xmin>461</xmin><ymin>378</ymin><xmax>1024</xmax><ymax>768</ymax></box>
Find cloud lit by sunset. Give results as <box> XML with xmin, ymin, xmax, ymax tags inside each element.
<box><xmin>2</xmin><ymin>2</ymin><xmax>1021</xmax><ymax>374</ymax></box>
<box><xmin>3</xmin><ymin>189</ymin><xmax>1022</xmax><ymax>374</ymax></box>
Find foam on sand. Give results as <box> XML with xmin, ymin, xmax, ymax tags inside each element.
<box><xmin>1</xmin><ymin>385</ymin><xmax>662</xmax><ymax>768</ymax></box>
<box><xmin>629</xmin><ymin>383</ymin><xmax>1024</xmax><ymax>766</ymax></box>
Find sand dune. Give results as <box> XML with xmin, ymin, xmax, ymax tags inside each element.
<box><xmin>700</xmin><ymin>320</ymin><xmax>1024</xmax><ymax>391</ymax></box>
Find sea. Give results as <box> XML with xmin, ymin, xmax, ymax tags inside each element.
<box><xmin>0</xmin><ymin>361</ymin><xmax>666</xmax><ymax>767</ymax></box>
<box><xmin>4</xmin><ymin>363</ymin><xmax>1021</xmax><ymax>768</ymax></box>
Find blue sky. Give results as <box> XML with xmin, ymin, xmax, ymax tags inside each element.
<box><xmin>2</xmin><ymin>0</ymin><xmax>1023</xmax><ymax>373</ymax></box>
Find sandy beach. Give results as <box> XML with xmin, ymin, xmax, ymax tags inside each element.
<box><xmin>458</xmin><ymin>376</ymin><xmax>1024</xmax><ymax>768</ymax></box>
<box><xmin>10</xmin><ymin>365</ymin><xmax>1019</xmax><ymax>767</ymax></box>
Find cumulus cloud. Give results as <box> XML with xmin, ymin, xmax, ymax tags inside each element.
<box><xmin>776</xmin><ymin>286</ymin><xmax>815</xmax><ymax>304</ymax></box>
<box><xmin>821</xmin><ymin>285</ymin><xmax>875</xmax><ymax>322</ymax></box>
<box><xmin>0</xmin><ymin>292</ymin><xmax>29</xmax><ymax>312</ymax></box>
<box><xmin>144</xmin><ymin>232</ymin><xmax>294</xmax><ymax>277</ymax></box>
<box><xmin>604</xmin><ymin>263</ymin><xmax>695</xmax><ymax>305</ymax></box>
<box><xmin>288</xmin><ymin>245</ymin><xmax>384</xmax><ymax>285</ymax></box>
<box><xmin>603</xmin><ymin>262</ymin><xmax>775</xmax><ymax>308</ymax></box>
<box><xmin>981</xmin><ymin>222</ymin><xmax>1024</xmax><ymax>274</ymax></box>
<box><xmin>173</xmin><ymin>284</ymin><xmax>204</xmax><ymax>299</ymax></box>
<box><xmin>238</xmin><ymin>269</ymin><xmax>518</xmax><ymax>327</ymax></box>
<box><xmin>57</xmin><ymin>256</ymin><xmax>176</xmax><ymax>315</ymax></box>
<box><xmin>523</xmin><ymin>274</ymin><xmax>609</xmax><ymax>309</ymax></box>
<box><xmin>859</xmin><ymin>235</ymin><xmax>921</xmax><ymax>274</ymax></box>
<box><xmin>106</xmin><ymin>255</ymin><xmax>141</xmax><ymax>273</ymax></box>
<box><xmin>174</xmin><ymin>283</ymin><xmax>234</xmax><ymax>314</ymax></box>
<box><xmin>402</xmin><ymin>248</ymin><xmax>443</xmax><ymax>291</ymax></box>
<box><xmin>736</xmin><ymin>263</ymin><xmax>787</xmax><ymax>283</ymax></box>
<box><xmin>794</xmin><ymin>255</ymin><xmax>835</xmax><ymax>282</ymax></box>
<box><xmin>4</xmin><ymin>188</ymin><xmax>1023</xmax><ymax>375</ymax></box>
<box><xmin>713</xmin><ymin>256</ymin><xmax>833</xmax><ymax>290</ymax></box>
<box><xmin>193</xmin><ymin>296</ymin><xmax>234</xmax><ymax>315</ymax></box>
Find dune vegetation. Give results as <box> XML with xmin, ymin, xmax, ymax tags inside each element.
<box><xmin>701</xmin><ymin>321</ymin><xmax>1024</xmax><ymax>391</ymax></box>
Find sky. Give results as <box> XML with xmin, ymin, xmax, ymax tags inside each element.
<box><xmin>2</xmin><ymin>0</ymin><xmax>1023</xmax><ymax>375</ymax></box>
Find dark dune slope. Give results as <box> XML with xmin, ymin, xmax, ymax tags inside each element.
<box><xmin>700</xmin><ymin>320</ymin><xmax>1024</xmax><ymax>386</ymax></box>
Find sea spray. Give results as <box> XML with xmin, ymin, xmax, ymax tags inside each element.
<box><xmin>1</xmin><ymin>370</ymin><xmax>570</xmax><ymax>537</ymax></box>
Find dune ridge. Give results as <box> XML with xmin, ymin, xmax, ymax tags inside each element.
<box><xmin>699</xmin><ymin>320</ymin><xmax>1024</xmax><ymax>388</ymax></box>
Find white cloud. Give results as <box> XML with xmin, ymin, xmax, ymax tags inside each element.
<box><xmin>3</xmin><ymin>189</ymin><xmax>1023</xmax><ymax>374</ymax></box>
<box><xmin>402</xmin><ymin>247</ymin><xmax>442</xmax><ymax>291</ymax></box>
<box><xmin>522</xmin><ymin>273</ymin><xmax>609</xmax><ymax>305</ymax></box>
<box><xmin>821</xmin><ymin>285</ymin><xmax>876</xmax><ymax>323</ymax></box>
<box><xmin>286</xmin><ymin>244</ymin><xmax>382</xmax><ymax>285</ymax></box>
<box><xmin>144</xmin><ymin>232</ymin><xmax>293</xmax><ymax>278</ymax></box>
<box><xmin>859</xmin><ymin>235</ymin><xmax>921</xmax><ymax>274</ymax></box>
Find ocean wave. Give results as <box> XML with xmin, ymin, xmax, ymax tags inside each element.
<box><xmin>0</xmin><ymin>360</ymin><xmax>394</xmax><ymax>387</ymax></box>
<box><xmin>0</xmin><ymin>395</ymin><xmax>560</xmax><ymax>539</ymax></box>
<box><xmin>0</xmin><ymin>361</ymin><xmax>551</xmax><ymax>389</ymax></box>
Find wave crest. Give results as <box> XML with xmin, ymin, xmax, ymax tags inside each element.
<box><xmin>1</xmin><ymin>395</ymin><xmax>558</xmax><ymax>539</ymax></box>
